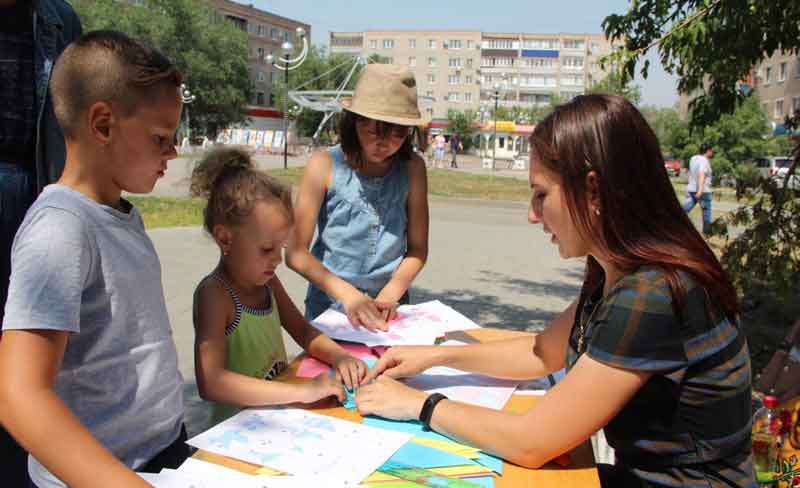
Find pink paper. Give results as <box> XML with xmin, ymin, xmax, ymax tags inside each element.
<box><xmin>296</xmin><ymin>343</ymin><xmax>388</xmax><ymax>378</ymax></box>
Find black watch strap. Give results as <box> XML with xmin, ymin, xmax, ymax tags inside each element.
<box><xmin>418</xmin><ymin>393</ymin><xmax>448</xmax><ymax>431</ymax></box>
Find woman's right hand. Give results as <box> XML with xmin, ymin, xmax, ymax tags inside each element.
<box><xmin>303</xmin><ymin>372</ymin><xmax>344</xmax><ymax>403</ymax></box>
<box><xmin>362</xmin><ymin>346</ymin><xmax>442</xmax><ymax>384</ymax></box>
<box><xmin>343</xmin><ymin>294</ymin><xmax>394</xmax><ymax>332</ymax></box>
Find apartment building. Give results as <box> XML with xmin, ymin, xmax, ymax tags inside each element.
<box><xmin>330</xmin><ymin>30</ymin><xmax>612</xmax><ymax>120</ymax></box>
<box><xmin>213</xmin><ymin>0</ymin><xmax>310</xmax><ymax>128</ymax></box>
<box><xmin>754</xmin><ymin>51</ymin><xmax>800</xmax><ymax>131</ymax></box>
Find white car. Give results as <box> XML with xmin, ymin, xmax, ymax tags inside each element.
<box><xmin>772</xmin><ymin>162</ymin><xmax>800</xmax><ymax>191</ymax></box>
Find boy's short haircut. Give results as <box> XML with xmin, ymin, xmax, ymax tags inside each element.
<box><xmin>50</xmin><ymin>30</ymin><xmax>183</xmax><ymax>139</ymax></box>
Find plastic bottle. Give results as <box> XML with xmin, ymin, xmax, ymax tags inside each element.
<box><xmin>752</xmin><ymin>395</ymin><xmax>784</xmax><ymax>483</ymax></box>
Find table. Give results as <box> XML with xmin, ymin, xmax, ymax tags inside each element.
<box><xmin>193</xmin><ymin>328</ymin><xmax>601</xmax><ymax>487</ymax></box>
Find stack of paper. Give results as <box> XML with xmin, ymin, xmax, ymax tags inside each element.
<box><xmin>186</xmin><ymin>408</ymin><xmax>411</xmax><ymax>486</ymax></box>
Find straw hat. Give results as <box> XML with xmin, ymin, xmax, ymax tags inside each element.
<box><xmin>340</xmin><ymin>64</ymin><xmax>430</xmax><ymax>126</ymax></box>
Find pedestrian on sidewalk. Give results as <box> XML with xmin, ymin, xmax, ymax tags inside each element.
<box><xmin>433</xmin><ymin>132</ymin><xmax>446</xmax><ymax>168</ymax></box>
<box><xmin>682</xmin><ymin>143</ymin><xmax>714</xmax><ymax>236</ymax></box>
<box><xmin>449</xmin><ymin>133</ymin><xmax>461</xmax><ymax>168</ymax></box>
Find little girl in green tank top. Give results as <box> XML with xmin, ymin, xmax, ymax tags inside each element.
<box><xmin>190</xmin><ymin>147</ymin><xmax>367</xmax><ymax>424</ymax></box>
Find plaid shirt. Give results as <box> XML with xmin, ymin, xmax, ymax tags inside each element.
<box><xmin>569</xmin><ymin>267</ymin><xmax>756</xmax><ymax>487</ymax></box>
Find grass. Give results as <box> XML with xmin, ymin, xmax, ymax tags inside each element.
<box><xmin>132</xmin><ymin>167</ymin><xmax>748</xmax><ymax>229</ymax></box>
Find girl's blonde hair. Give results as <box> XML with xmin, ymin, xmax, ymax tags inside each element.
<box><xmin>189</xmin><ymin>146</ymin><xmax>293</xmax><ymax>235</ymax></box>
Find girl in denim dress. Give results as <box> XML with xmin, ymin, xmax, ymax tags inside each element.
<box><xmin>287</xmin><ymin>64</ymin><xmax>430</xmax><ymax>332</ymax></box>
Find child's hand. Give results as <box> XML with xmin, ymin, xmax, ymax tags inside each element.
<box><xmin>304</xmin><ymin>372</ymin><xmax>344</xmax><ymax>403</ymax></box>
<box><xmin>343</xmin><ymin>294</ymin><xmax>388</xmax><ymax>331</ymax></box>
<box><xmin>333</xmin><ymin>355</ymin><xmax>368</xmax><ymax>391</ymax></box>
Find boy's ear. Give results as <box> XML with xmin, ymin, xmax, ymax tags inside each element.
<box><xmin>212</xmin><ymin>224</ymin><xmax>233</xmax><ymax>254</ymax></box>
<box><xmin>87</xmin><ymin>101</ymin><xmax>114</xmax><ymax>145</ymax></box>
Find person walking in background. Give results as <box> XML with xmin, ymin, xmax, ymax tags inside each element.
<box><xmin>0</xmin><ymin>0</ymin><xmax>82</xmax><ymax>483</ymax></box>
<box><xmin>433</xmin><ymin>132</ymin><xmax>446</xmax><ymax>168</ymax></box>
<box><xmin>683</xmin><ymin>143</ymin><xmax>714</xmax><ymax>236</ymax></box>
<box><xmin>449</xmin><ymin>133</ymin><xmax>461</xmax><ymax>169</ymax></box>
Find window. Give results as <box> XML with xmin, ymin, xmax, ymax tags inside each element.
<box><xmin>464</xmin><ymin>92</ymin><xmax>472</xmax><ymax>103</ymax></box>
<box><xmin>523</xmin><ymin>58</ymin><xmax>556</xmax><ymax>69</ymax></box>
<box><xmin>466</xmin><ymin>58</ymin><xmax>473</xmax><ymax>68</ymax></box>
<box><xmin>408</xmin><ymin>56</ymin><xmax>417</xmax><ymax>67</ymax></box>
<box><xmin>427</xmin><ymin>74</ymin><xmax>436</xmax><ymax>84</ymax></box>
<box><xmin>465</xmin><ymin>75</ymin><xmax>473</xmax><ymax>84</ymax></box>
<box><xmin>383</xmin><ymin>39</ymin><xmax>394</xmax><ymax>49</ymax></box>
<box><xmin>257</xmin><ymin>24</ymin><xmax>265</xmax><ymax>37</ymax></box>
<box><xmin>562</xmin><ymin>39</ymin><xmax>585</xmax><ymax>50</ymax></box>
<box><xmin>369</xmin><ymin>40</ymin><xmax>377</xmax><ymax>49</ymax></box>
<box><xmin>428</xmin><ymin>57</ymin><xmax>437</xmax><ymax>67</ymax></box>
<box><xmin>466</xmin><ymin>40</ymin><xmax>473</xmax><ymax>49</ymax></box>
<box><xmin>270</xmin><ymin>28</ymin><xmax>278</xmax><ymax>40</ymax></box>
<box><xmin>256</xmin><ymin>71</ymin><xmax>265</xmax><ymax>82</ymax></box>
<box><xmin>283</xmin><ymin>31</ymin><xmax>290</xmax><ymax>42</ymax></box>
<box><xmin>256</xmin><ymin>47</ymin><xmax>265</xmax><ymax>60</ymax></box>
<box><xmin>522</xmin><ymin>39</ymin><xmax>559</xmax><ymax>50</ymax></box>
<box><xmin>385</xmin><ymin>57</ymin><xmax>394</xmax><ymax>64</ymax></box>
<box><xmin>485</xmin><ymin>39</ymin><xmax>514</xmax><ymax>50</ymax></box>
<box><xmin>765</xmin><ymin>66</ymin><xmax>772</xmax><ymax>84</ymax></box>
<box><xmin>561</xmin><ymin>74</ymin><xmax>584</xmax><ymax>86</ymax></box>
<box><xmin>562</xmin><ymin>57</ymin><xmax>584</xmax><ymax>69</ymax></box>
<box><xmin>448</xmin><ymin>58</ymin><xmax>463</xmax><ymax>68</ymax></box>
<box><xmin>779</xmin><ymin>62</ymin><xmax>786</xmax><ymax>82</ymax></box>
<box><xmin>447</xmin><ymin>92</ymin><xmax>459</xmax><ymax>102</ymax></box>
<box><xmin>425</xmin><ymin>90</ymin><xmax>434</xmax><ymax>98</ymax></box>
<box><xmin>409</xmin><ymin>39</ymin><xmax>416</xmax><ymax>49</ymax></box>
<box><xmin>448</xmin><ymin>75</ymin><xmax>460</xmax><ymax>84</ymax></box>
<box><xmin>429</xmin><ymin>39</ymin><xmax>437</xmax><ymax>49</ymax></box>
<box><xmin>449</xmin><ymin>39</ymin><xmax>462</xmax><ymax>49</ymax></box>
<box><xmin>793</xmin><ymin>97</ymin><xmax>800</xmax><ymax>113</ymax></box>
<box><xmin>256</xmin><ymin>92</ymin><xmax>265</xmax><ymax>105</ymax></box>
<box><xmin>775</xmin><ymin>99</ymin><xmax>784</xmax><ymax>118</ymax></box>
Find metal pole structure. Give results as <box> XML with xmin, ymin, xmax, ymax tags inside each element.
<box><xmin>492</xmin><ymin>88</ymin><xmax>498</xmax><ymax>177</ymax></box>
<box><xmin>283</xmin><ymin>53</ymin><xmax>289</xmax><ymax>169</ymax></box>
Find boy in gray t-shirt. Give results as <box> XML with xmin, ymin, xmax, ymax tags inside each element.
<box><xmin>0</xmin><ymin>31</ymin><xmax>186</xmax><ymax>487</ymax></box>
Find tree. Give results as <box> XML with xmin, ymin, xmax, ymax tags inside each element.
<box><xmin>603</xmin><ymin>0</ymin><xmax>800</xmax><ymax>368</ymax></box>
<box><xmin>73</xmin><ymin>0</ymin><xmax>251</xmax><ymax>136</ymax></box>
<box><xmin>588</xmin><ymin>71</ymin><xmax>642</xmax><ymax>105</ymax></box>
<box><xmin>446</xmin><ymin>109</ymin><xmax>479</xmax><ymax>151</ymax></box>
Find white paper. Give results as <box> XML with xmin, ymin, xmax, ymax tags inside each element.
<box><xmin>175</xmin><ymin>458</ymin><xmax>355</xmax><ymax>488</ymax></box>
<box><xmin>311</xmin><ymin>300</ymin><xmax>477</xmax><ymax>346</ymax></box>
<box><xmin>403</xmin><ymin>364</ymin><xmax>518</xmax><ymax>410</ymax></box>
<box><xmin>186</xmin><ymin>408</ymin><xmax>412</xmax><ymax>485</ymax></box>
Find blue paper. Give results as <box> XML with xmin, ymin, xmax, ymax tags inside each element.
<box><xmin>363</xmin><ymin>416</ymin><xmax>455</xmax><ymax>444</ymax></box>
<box><xmin>332</xmin><ymin>358</ymin><xmax>377</xmax><ymax>411</ymax></box>
<box><xmin>388</xmin><ymin>440</ymin><xmax>476</xmax><ymax>468</ymax></box>
<box><xmin>474</xmin><ymin>452</ymin><xmax>503</xmax><ymax>475</ymax></box>
<box><xmin>465</xmin><ymin>476</ymin><xmax>495</xmax><ymax>488</ymax></box>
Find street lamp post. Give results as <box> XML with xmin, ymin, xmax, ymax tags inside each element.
<box><xmin>266</xmin><ymin>27</ymin><xmax>309</xmax><ymax>169</ymax></box>
<box><xmin>180</xmin><ymin>84</ymin><xmax>196</xmax><ymax>147</ymax></box>
<box><xmin>492</xmin><ymin>83</ymin><xmax>500</xmax><ymax>175</ymax></box>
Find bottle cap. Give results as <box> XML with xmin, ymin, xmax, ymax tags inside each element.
<box><xmin>764</xmin><ymin>395</ymin><xmax>779</xmax><ymax>409</ymax></box>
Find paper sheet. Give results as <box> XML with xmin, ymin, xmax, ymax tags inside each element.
<box><xmin>311</xmin><ymin>301</ymin><xmax>479</xmax><ymax>347</ymax></box>
<box><xmin>296</xmin><ymin>343</ymin><xmax>387</xmax><ymax>378</ymax></box>
<box><xmin>187</xmin><ymin>408</ymin><xmax>412</xmax><ymax>485</ymax></box>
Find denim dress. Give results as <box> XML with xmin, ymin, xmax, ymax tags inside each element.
<box><xmin>304</xmin><ymin>145</ymin><xmax>410</xmax><ymax>321</ymax></box>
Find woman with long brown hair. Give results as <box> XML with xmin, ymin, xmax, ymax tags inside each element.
<box><xmin>356</xmin><ymin>94</ymin><xmax>756</xmax><ymax>487</ymax></box>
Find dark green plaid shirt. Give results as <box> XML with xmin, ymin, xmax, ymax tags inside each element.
<box><xmin>568</xmin><ymin>267</ymin><xmax>756</xmax><ymax>487</ymax></box>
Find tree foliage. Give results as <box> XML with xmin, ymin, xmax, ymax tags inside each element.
<box><xmin>603</xmin><ymin>0</ymin><xmax>800</xmax><ymax>367</ymax></box>
<box><xmin>588</xmin><ymin>70</ymin><xmax>642</xmax><ymax>105</ymax></box>
<box><xmin>446</xmin><ymin>109</ymin><xmax>479</xmax><ymax>151</ymax></box>
<box><xmin>73</xmin><ymin>0</ymin><xmax>251</xmax><ymax>136</ymax></box>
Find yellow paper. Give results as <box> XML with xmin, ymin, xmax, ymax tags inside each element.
<box><xmin>411</xmin><ymin>437</ymin><xmax>481</xmax><ymax>459</ymax></box>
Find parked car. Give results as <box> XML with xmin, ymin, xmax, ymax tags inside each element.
<box><xmin>663</xmin><ymin>155</ymin><xmax>683</xmax><ymax>177</ymax></box>
<box><xmin>773</xmin><ymin>161</ymin><xmax>800</xmax><ymax>191</ymax></box>
<box><xmin>752</xmin><ymin>156</ymin><xmax>792</xmax><ymax>180</ymax></box>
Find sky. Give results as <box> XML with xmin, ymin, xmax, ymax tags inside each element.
<box><xmin>251</xmin><ymin>0</ymin><xmax>679</xmax><ymax>108</ymax></box>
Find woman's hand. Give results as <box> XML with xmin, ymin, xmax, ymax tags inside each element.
<box><xmin>332</xmin><ymin>354</ymin><xmax>368</xmax><ymax>391</ymax></box>
<box><xmin>362</xmin><ymin>346</ymin><xmax>441</xmax><ymax>384</ymax></box>
<box><xmin>303</xmin><ymin>372</ymin><xmax>344</xmax><ymax>403</ymax></box>
<box><xmin>355</xmin><ymin>376</ymin><xmax>428</xmax><ymax>421</ymax></box>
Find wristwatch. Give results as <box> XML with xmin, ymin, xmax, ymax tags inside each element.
<box><xmin>418</xmin><ymin>393</ymin><xmax>448</xmax><ymax>431</ymax></box>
